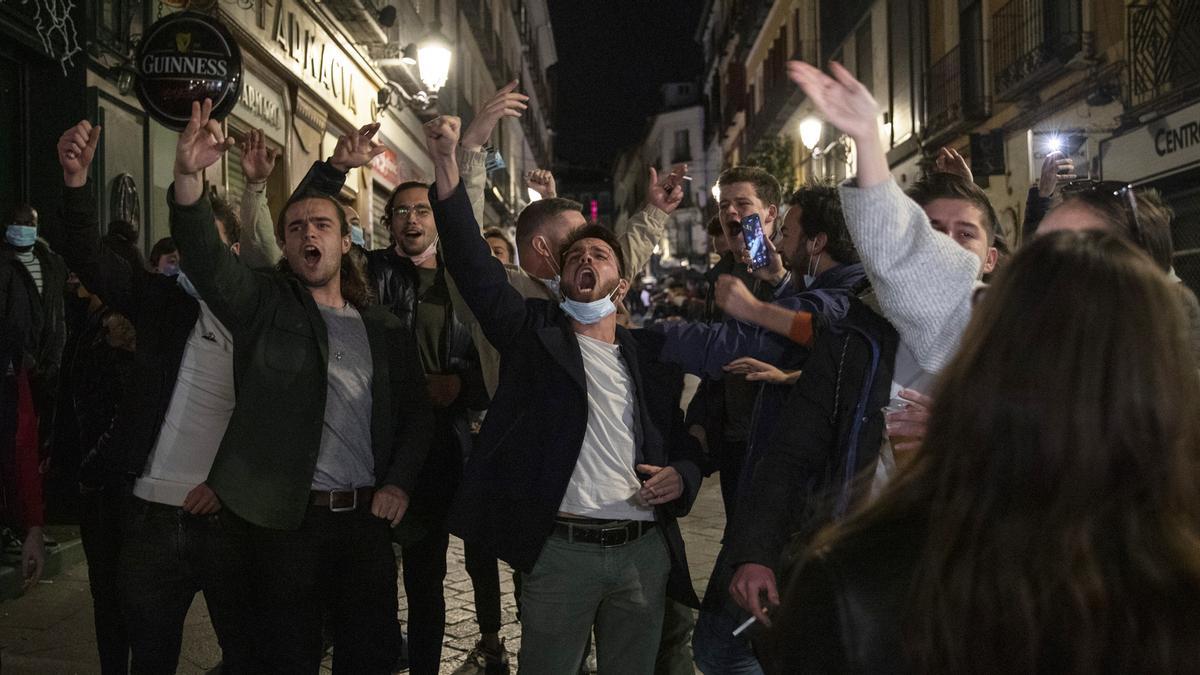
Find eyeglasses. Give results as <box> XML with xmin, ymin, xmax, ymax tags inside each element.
<box><xmin>388</xmin><ymin>204</ymin><xmax>432</xmax><ymax>219</ymax></box>
<box><xmin>1060</xmin><ymin>179</ymin><xmax>1144</xmax><ymax>247</ymax></box>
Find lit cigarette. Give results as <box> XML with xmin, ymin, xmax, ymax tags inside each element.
<box><xmin>731</xmin><ymin>615</ymin><xmax>756</xmax><ymax>636</ymax></box>
<box><xmin>680</xmin><ymin>175</ymin><xmax>693</xmax><ymax>181</ymax></box>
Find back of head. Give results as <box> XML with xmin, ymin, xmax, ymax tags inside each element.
<box><xmin>103</xmin><ymin>219</ymin><xmax>146</xmax><ymax>271</ymax></box>
<box><xmin>516</xmin><ymin>197</ymin><xmax>583</xmax><ymax>249</ymax></box>
<box><xmin>835</xmin><ymin>230</ymin><xmax>1200</xmax><ymax>672</ymax></box>
<box><xmin>907</xmin><ymin>172</ymin><xmax>999</xmax><ymax>245</ymax></box>
<box><xmin>106</xmin><ymin>219</ymin><xmax>138</xmax><ymax>244</ymax></box>
<box><xmin>1061</xmin><ymin>185</ymin><xmax>1174</xmax><ymax>272</ymax></box>
<box><xmin>717</xmin><ymin>166</ymin><xmax>783</xmax><ymax>208</ymax></box>
<box><xmin>787</xmin><ymin>182</ymin><xmax>859</xmax><ymax>264</ymax></box>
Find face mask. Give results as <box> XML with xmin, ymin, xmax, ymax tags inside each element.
<box><xmin>560</xmin><ymin>285</ymin><xmax>621</xmax><ymax>325</ymax></box>
<box><xmin>177</xmin><ymin>271</ymin><xmax>201</xmax><ymax>299</ymax></box>
<box><xmin>803</xmin><ymin>241</ymin><xmax>822</xmax><ymax>288</ymax></box>
<box><xmin>159</xmin><ymin>261</ymin><xmax>180</xmax><ymax>277</ymax></box>
<box><xmin>5</xmin><ymin>224</ymin><xmax>37</xmax><ymax>248</ymax></box>
<box><xmin>533</xmin><ymin>236</ymin><xmax>563</xmax><ymax>297</ymax></box>
<box><xmin>350</xmin><ymin>225</ymin><xmax>365</xmax><ymax>247</ymax></box>
<box><xmin>397</xmin><ymin>234</ymin><xmax>439</xmax><ymax>265</ymax></box>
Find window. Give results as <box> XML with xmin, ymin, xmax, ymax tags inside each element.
<box><xmin>672</xmin><ymin>129</ymin><xmax>691</xmax><ymax>163</ymax></box>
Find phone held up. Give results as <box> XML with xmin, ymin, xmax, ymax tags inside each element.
<box><xmin>741</xmin><ymin>213</ymin><xmax>769</xmax><ymax>271</ymax></box>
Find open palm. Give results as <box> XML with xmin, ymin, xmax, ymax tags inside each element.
<box><xmin>175</xmin><ymin>99</ymin><xmax>233</xmax><ymax>176</ymax></box>
<box><xmin>786</xmin><ymin>61</ymin><xmax>880</xmax><ymax>141</ymax></box>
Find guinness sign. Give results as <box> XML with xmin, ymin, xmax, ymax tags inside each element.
<box><xmin>136</xmin><ymin>12</ymin><xmax>243</xmax><ymax>130</ymax></box>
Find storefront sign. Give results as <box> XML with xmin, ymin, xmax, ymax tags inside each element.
<box><xmin>1102</xmin><ymin>101</ymin><xmax>1200</xmax><ymax>183</ymax></box>
<box><xmin>235</xmin><ymin>68</ymin><xmax>287</xmax><ymax>145</ymax></box>
<box><xmin>222</xmin><ymin>0</ymin><xmax>380</xmax><ymax>129</ymax></box>
<box><xmin>371</xmin><ymin>146</ymin><xmax>403</xmax><ymax>187</ymax></box>
<box><xmin>136</xmin><ymin>12</ymin><xmax>243</xmax><ymax>130</ymax></box>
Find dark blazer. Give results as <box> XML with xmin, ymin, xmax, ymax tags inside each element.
<box><xmin>170</xmin><ymin>187</ymin><xmax>434</xmax><ymax>531</ymax></box>
<box><xmin>725</xmin><ymin>296</ymin><xmax>899</xmax><ymax>571</ymax></box>
<box><xmin>434</xmin><ymin>179</ymin><xmax>704</xmax><ymax>607</ymax></box>
<box><xmin>56</xmin><ymin>163</ymin><xmax>350</xmax><ymax>485</ymax></box>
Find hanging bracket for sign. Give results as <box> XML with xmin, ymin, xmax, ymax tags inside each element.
<box><xmin>135</xmin><ymin>12</ymin><xmax>244</xmax><ymax>131</ymax></box>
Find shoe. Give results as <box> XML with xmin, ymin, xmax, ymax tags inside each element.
<box><xmin>463</xmin><ymin>637</ymin><xmax>510</xmax><ymax>675</ymax></box>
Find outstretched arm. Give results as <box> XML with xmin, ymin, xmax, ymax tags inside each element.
<box><xmin>427</xmin><ymin>116</ymin><xmax>532</xmax><ymax>351</ymax></box>
<box><xmin>237</xmin><ymin>128</ymin><xmax>283</xmax><ymax>268</ymax></box>
<box><xmin>787</xmin><ymin>60</ymin><xmax>979</xmax><ymax>373</ymax></box>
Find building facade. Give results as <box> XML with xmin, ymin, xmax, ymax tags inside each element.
<box><xmin>4</xmin><ymin>0</ymin><xmax>555</xmax><ymax>257</ymax></box>
<box><xmin>698</xmin><ymin>0</ymin><xmax>1200</xmax><ymax>296</ymax></box>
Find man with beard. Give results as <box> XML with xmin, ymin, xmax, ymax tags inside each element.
<box><xmin>427</xmin><ymin>114</ymin><xmax>704</xmax><ymax>673</ymax></box>
<box><xmin>169</xmin><ymin>99</ymin><xmax>434</xmax><ymax>674</ymax></box>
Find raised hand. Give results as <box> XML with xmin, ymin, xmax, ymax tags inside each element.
<box><xmin>647</xmin><ymin>164</ymin><xmax>687</xmax><ymax>214</ymax></box>
<box><xmin>714</xmin><ymin>274</ymin><xmax>761</xmax><ymax>324</ymax></box>
<box><xmin>175</xmin><ymin>99</ymin><xmax>234</xmax><ymax>177</ymax></box>
<box><xmin>241</xmin><ymin>128</ymin><xmax>280</xmax><ymax>183</ymax></box>
<box><xmin>740</xmin><ymin>235</ymin><xmax>787</xmax><ymax>285</ymax></box>
<box><xmin>58</xmin><ymin>120</ymin><xmax>101</xmax><ymax>188</ymax></box>
<box><xmin>526</xmin><ymin>169</ymin><xmax>556</xmax><ymax>199</ymax></box>
<box><xmin>424</xmin><ymin>115</ymin><xmax>461</xmax><ymax>159</ymax></box>
<box><xmin>461</xmin><ymin>80</ymin><xmax>529</xmax><ymax>151</ymax></box>
<box><xmin>329</xmin><ymin>122</ymin><xmax>385</xmax><ymax>172</ymax></box>
<box><xmin>934</xmin><ymin>146</ymin><xmax>973</xmax><ymax>183</ymax></box>
<box><xmin>1038</xmin><ymin>150</ymin><xmax>1076</xmax><ymax>198</ymax></box>
<box><xmin>786</xmin><ymin>61</ymin><xmax>880</xmax><ymax>143</ymax></box>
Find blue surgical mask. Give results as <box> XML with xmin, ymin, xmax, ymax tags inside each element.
<box><xmin>5</xmin><ymin>224</ymin><xmax>37</xmax><ymax>248</ymax></box>
<box><xmin>538</xmin><ymin>275</ymin><xmax>561</xmax><ymax>297</ymax></box>
<box><xmin>560</xmin><ymin>286</ymin><xmax>620</xmax><ymax>325</ymax></box>
<box><xmin>159</xmin><ymin>261</ymin><xmax>180</xmax><ymax>277</ymax></box>
<box><xmin>176</xmin><ymin>271</ymin><xmax>201</xmax><ymax>299</ymax></box>
<box><xmin>350</xmin><ymin>224</ymin><xmax>365</xmax><ymax>247</ymax></box>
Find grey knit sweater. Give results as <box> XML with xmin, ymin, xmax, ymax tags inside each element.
<box><xmin>838</xmin><ymin>179</ymin><xmax>982</xmax><ymax>374</ymax></box>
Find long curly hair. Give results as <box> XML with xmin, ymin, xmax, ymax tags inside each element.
<box><xmin>275</xmin><ymin>191</ymin><xmax>374</xmax><ymax>310</ymax></box>
<box><xmin>800</xmin><ymin>230</ymin><xmax>1200</xmax><ymax>673</ymax></box>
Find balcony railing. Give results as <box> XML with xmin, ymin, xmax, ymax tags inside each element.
<box><xmin>1128</xmin><ymin>0</ymin><xmax>1200</xmax><ymax>111</ymax></box>
<box><xmin>925</xmin><ymin>42</ymin><xmax>991</xmax><ymax>139</ymax></box>
<box><xmin>991</xmin><ymin>0</ymin><xmax>1083</xmax><ymax>100</ymax></box>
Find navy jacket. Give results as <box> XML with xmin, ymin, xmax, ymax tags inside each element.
<box><xmin>435</xmin><ymin>180</ymin><xmax>704</xmax><ymax>607</ymax></box>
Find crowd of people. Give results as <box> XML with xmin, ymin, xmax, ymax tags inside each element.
<box><xmin>2</xmin><ymin>56</ymin><xmax>1200</xmax><ymax>675</ymax></box>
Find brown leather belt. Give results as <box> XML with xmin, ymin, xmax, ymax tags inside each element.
<box><xmin>310</xmin><ymin>487</ymin><xmax>374</xmax><ymax>512</ymax></box>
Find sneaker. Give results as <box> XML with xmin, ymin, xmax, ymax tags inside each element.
<box><xmin>463</xmin><ymin>637</ymin><xmax>510</xmax><ymax>675</ymax></box>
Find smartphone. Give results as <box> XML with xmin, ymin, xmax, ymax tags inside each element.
<box><xmin>741</xmin><ymin>213</ymin><xmax>769</xmax><ymax>270</ymax></box>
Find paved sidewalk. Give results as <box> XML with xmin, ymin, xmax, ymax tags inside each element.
<box><xmin>0</xmin><ymin>480</ymin><xmax>726</xmax><ymax>674</ymax></box>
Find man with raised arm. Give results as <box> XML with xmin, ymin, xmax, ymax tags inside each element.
<box><xmin>425</xmin><ymin>113</ymin><xmax>703</xmax><ymax>673</ymax></box>
<box><xmin>168</xmin><ymin>99</ymin><xmax>433</xmax><ymax>674</ymax></box>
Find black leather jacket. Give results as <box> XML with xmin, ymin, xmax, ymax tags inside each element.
<box><xmin>365</xmin><ymin>248</ymin><xmax>487</xmax><ymax>513</ymax></box>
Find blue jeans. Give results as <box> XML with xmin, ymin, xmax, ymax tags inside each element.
<box><xmin>692</xmin><ymin>606</ymin><xmax>764</xmax><ymax>675</ymax></box>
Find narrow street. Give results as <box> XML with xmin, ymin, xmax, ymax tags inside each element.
<box><xmin>0</xmin><ymin>480</ymin><xmax>725</xmax><ymax>674</ymax></box>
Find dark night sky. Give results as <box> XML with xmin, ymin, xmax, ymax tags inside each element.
<box><xmin>548</xmin><ymin>1</ymin><xmax>704</xmax><ymax>171</ymax></box>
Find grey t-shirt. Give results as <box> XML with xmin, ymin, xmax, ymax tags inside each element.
<box><xmin>311</xmin><ymin>303</ymin><xmax>376</xmax><ymax>491</ymax></box>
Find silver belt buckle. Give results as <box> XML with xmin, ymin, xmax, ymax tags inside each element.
<box><xmin>600</xmin><ymin>523</ymin><xmax>632</xmax><ymax>548</ymax></box>
<box><xmin>329</xmin><ymin>488</ymin><xmax>357</xmax><ymax>513</ymax></box>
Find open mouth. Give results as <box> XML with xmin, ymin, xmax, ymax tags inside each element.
<box><xmin>577</xmin><ymin>266</ymin><xmax>597</xmax><ymax>292</ymax></box>
<box><xmin>403</xmin><ymin>227</ymin><xmax>424</xmax><ymax>241</ymax></box>
<box><xmin>303</xmin><ymin>244</ymin><xmax>321</xmax><ymax>265</ymax></box>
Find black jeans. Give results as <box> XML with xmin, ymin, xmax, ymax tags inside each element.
<box><xmin>79</xmin><ymin>489</ymin><xmax>128</xmax><ymax>675</ymax></box>
<box><xmin>239</xmin><ymin>505</ymin><xmax>400</xmax><ymax>675</ymax></box>
<box><xmin>118</xmin><ymin>498</ymin><xmax>256</xmax><ymax>675</ymax></box>
<box><xmin>400</xmin><ymin>521</ymin><xmax>450</xmax><ymax>675</ymax></box>
<box><xmin>463</xmin><ymin>540</ymin><xmax>502</xmax><ymax>635</ymax></box>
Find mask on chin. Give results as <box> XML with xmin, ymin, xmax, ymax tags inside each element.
<box><xmin>397</xmin><ymin>235</ymin><xmax>439</xmax><ymax>266</ymax></box>
<box><xmin>560</xmin><ymin>284</ymin><xmax>622</xmax><ymax>324</ymax></box>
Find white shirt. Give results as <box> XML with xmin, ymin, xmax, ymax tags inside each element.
<box><xmin>133</xmin><ymin>300</ymin><xmax>234</xmax><ymax>506</ymax></box>
<box><xmin>558</xmin><ymin>334</ymin><xmax>655</xmax><ymax>521</ymax></box>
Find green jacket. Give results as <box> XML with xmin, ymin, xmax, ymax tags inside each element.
<box><xmin>169</xmin><ymin>187</ymin><xmax>434</xmax><ymax>530</ymax></box>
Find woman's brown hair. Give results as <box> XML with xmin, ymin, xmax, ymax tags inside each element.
<box><xmin>275</xmin><ymin>192</ymin><xmax>374</xmax><ymax>310</ymax></box>
<box><xmin>810</xmin><ymin>230</ymin><xmax>1200</xmax><ymax>673</ymax></box>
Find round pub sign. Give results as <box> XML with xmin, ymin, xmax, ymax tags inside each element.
<box><xmin>136</xmin><ymin>12</ymin><xmax>243</xmax><ymax>130</ymax></box>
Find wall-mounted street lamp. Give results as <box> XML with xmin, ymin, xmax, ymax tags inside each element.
<box><xmin>373</xmin><ymin>0</ymin><xmax>452</xmax><ymax>109</ymax></box>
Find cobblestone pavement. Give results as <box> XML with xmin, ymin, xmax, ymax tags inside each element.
<box><xmin>0</xmin><ymin>480</ymin><xmax>726</xmax><ymax>674</ymax></box>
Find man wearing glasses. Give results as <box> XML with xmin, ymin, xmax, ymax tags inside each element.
<box><xmin>365</xmin><ymin>181</ymin><xmax>488</xmax><ymax>674</ymax></box>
